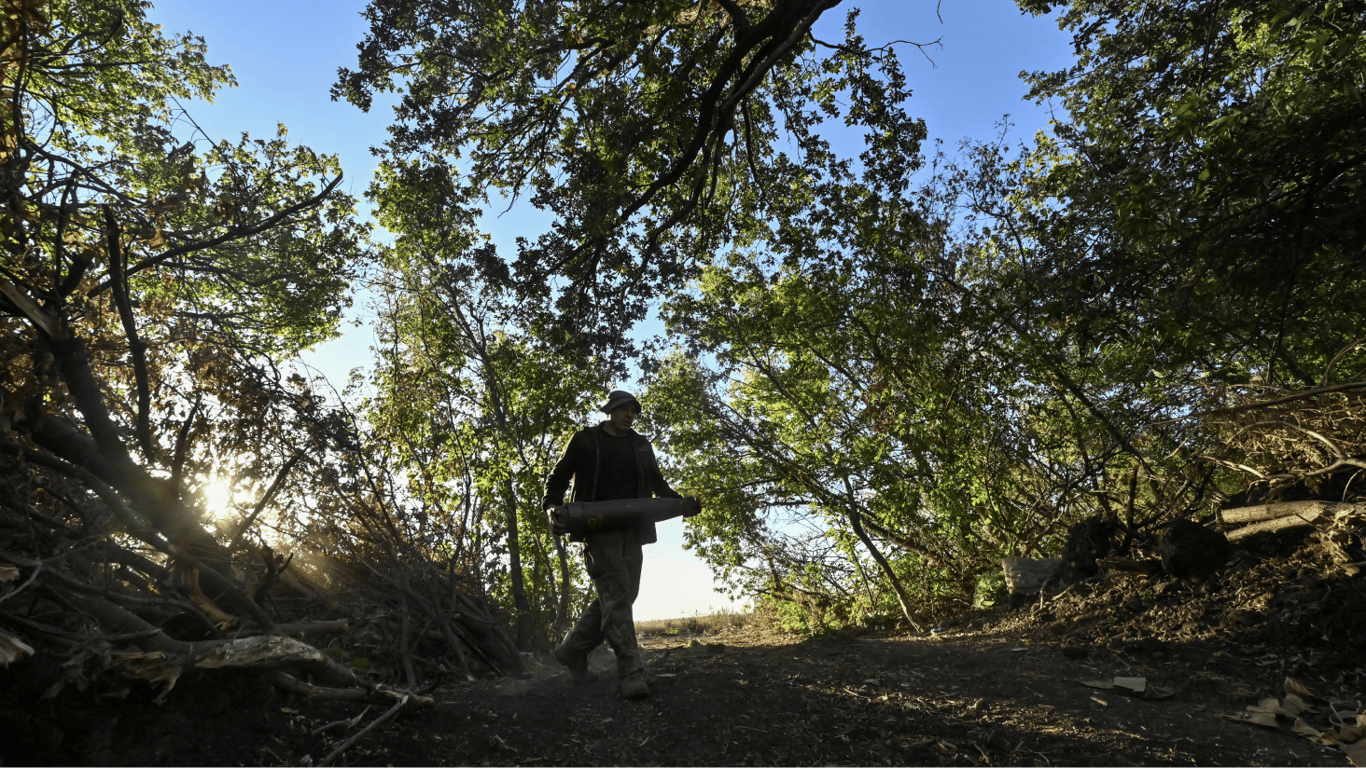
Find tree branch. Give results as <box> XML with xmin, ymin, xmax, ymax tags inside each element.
<box><xmin>103</xmin><ymin>205</ymin><xmax>154</xmax><ymax>458</ymax></box>
<box><xmin>93</xmin><ymin>173</ymin><xmax>344</xmax><ymax>293</ymax></box>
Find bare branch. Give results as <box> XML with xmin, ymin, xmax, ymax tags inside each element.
<box><xmin>227</xmin><ymin>450</ymin><xmax>307</xmax><ymax>552</ymax></box>
<box><xmin>104</xmin><ymin>205</ymin><xmax>154</xmax><ymax>458</ymax></box>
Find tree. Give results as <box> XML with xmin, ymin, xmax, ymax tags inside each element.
<box><xmin>0</xmin><ymin>0</ymin><xmax>424</xmax><ymax>697</ymax></box>
<box><xmin>642</xmin><ymin>150</ymin><xmax>1116</xmax><ymax>629</ymax></box>
<box><xmin>338</xmin><ymin>0</ymin><xmax>1366</xmax><ymax>640</ymax></box>
<box><xmin>1015</xmin><ymin>0</ymin><xmax>1366</xmax><ymax>387</ymax></box>
<box><xmin>911</xmin><ymin>0</ymin><xmax>1366</xmax><ymax>553</ymax></box>
<box><xmin>337</xmin><ymin>0</ymin><xmax>930</xmax><ymax>362</ymax></box>
<box><xmin>338</xmin><ymin>0</ymin><xmax>947</xmax><ymax>632</ymax></box>
<box><xmin>363</xmin><ymin>157</ymin><xmax>604</xmax><ymax>647</ymax></box>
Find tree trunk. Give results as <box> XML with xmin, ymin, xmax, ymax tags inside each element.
<box><xmin>503</xmin><ymin>479</ymin><xmax>532</xmax><ymax>648</ymax></box>
<box><xmin>553</xmin><ymin>534</ymin><xmax>573</xmax><ymax>639</ymax></box>
<box><xmin>847</xmin><ymin>505</ymin><xmax>926</xmax><ymax>632</ymax></box>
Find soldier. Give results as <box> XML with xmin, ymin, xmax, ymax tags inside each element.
<box><xmin>542</xmin><ymin>390</ymin><xmax>693</xmax><ymax>698</ymax></box>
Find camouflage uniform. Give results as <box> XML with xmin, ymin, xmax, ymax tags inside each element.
<box><xmin>558</xmin><ymin>526</ymin><xmax>646</xmax><ymax>677</ymax></box>
<box><xmin>543</xmin><ymin>409</ymin><xmax>680</xmax><ymax>686</ymax></box>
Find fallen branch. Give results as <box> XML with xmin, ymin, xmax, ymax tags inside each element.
<box><xmin>267</xmin><ymin>670</ymin><xmax>371</xmax><ymax>702</ymax></box>
<box><xmin>312</xmin><ymin>705</ymin><xmax>371</xmax><ymax>736</ymax></box>
<box><xmin>265</xmin><ymin>670</ymin><xmax>433</xmax><ymax>705</ymax></box>
<box><xmin>1221</xmin><ymin>501</ymin><xmax>1356</xmax><ymax>542</ymax></box>
<box><xmin>273</xmin><ymin>620</ymin><xmax>348</xmax><ymax>637</ymax></box>
<box><xmin>318</xmin><ymin>693</ymin><xmax>411</xmax><ymax>767</ymax></box>
<box><xmin>1219</xmin><ymin>500</ymin><xmax>1353</xmax><ymax>525</ymax></box>
<box><xmin>42</xmin><ymin>590</ymin><xmax>364</xmax><ymax>693</ymax></box>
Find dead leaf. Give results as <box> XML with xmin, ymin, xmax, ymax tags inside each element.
<box><xmin>1248</xmin><ymin>697</ymin><xmax>1279</xmax><ymax>712</ymax></box>
<box><xmin>1078</xmin><ymin>676</ymin><xmax>1172</xmax><ymax>699</ymax></box>
<box><xmin>1114</xmin><ymin>676</ymin><xmax>1146</xmax><ymax>694</ymax></box>
<box><xmin>1282</xmin><ymin>694</ymin><xmax>1312</xmax><ymax>717</ymax></box>
<box><xmin>1233</xmin><ymin>691</ymin><xmax>1366</xmax><ymax>767</ymax></box>
<box><xmin>1333</xmin><ymin>717</ymin><xmax>1366</xmax><ymax>744</ymax></box>
<box><xmin>1284</xmin><ymin>677</ymin><xmax>1315</xmax><ymax>698</ymax></box>
<box><xmin>1292</xmin><ymin>717</ymin><xmax>1328</xmax><ymax>743</ymax></box>
<box><xmin>1341</xmin><ymin>738</ymin><xmax>1366</xmax><ymax>767</ymax></box>
<box><xmin>1244</xmin><ymin>711</ymin><xmax>1282</xmax><ymax>728</ymax></box>
<box><xmin>1285</xmin><ymin>677</ymin><xmax>1329</xmax><ymax>707</ymax></box>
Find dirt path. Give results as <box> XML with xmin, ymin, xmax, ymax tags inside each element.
<box><xmin>4</xmin><ymin>617</ymin><xmax>1357</xmax><ymax>766</ymax></box>
<box><xmin>7</xmin><ymin>525</ymin><xmax>1362</xmax><ymax>766</ymax></box>
<box><xmin>251</xmin><ymin>626</ymin><xmax>1342</xmax><ymax>767</ymax></box>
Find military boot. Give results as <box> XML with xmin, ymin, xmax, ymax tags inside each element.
<box><xmin>552</xmin><ymin>644</ymin><xmax>598</xmax><ymax>684</ymax></box>
<box><xmin>618</xmin><ymin>670</ymin><xmax>650</xmax><ymax>699</ymax></box>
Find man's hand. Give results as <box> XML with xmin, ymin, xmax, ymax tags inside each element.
<box><xmin>546</xmin><ymin>505</ymin><xmax>568</xmax><ymax>535</ymax></box>
<box><xmin>683</xmin><ymin>497</ymin><xmax>703</xmax><ymax>517</ymax></box>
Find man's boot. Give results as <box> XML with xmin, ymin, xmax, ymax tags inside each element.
<box><xmin>618</xmin><ymin>670</ymin><xmax>649</xmax><ymax>699</ymax></box>
<box><xmin>552</xmin><ymin>644</ymin><xmax>597</xmax><ymax>684</ymax></box>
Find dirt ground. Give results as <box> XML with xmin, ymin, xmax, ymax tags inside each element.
<box><xmin>3</xmin><ymin>525</ymin><xmax>1363</xmax><ymax>767</ymax></box>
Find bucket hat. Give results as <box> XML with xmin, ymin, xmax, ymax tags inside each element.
<box><xmin>599</xmin><ymin>390</ymin><xmax>642</xmax><ymax>414</ymax></box>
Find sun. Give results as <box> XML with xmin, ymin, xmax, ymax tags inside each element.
<box><xmin>200</xmin><ymin>476</ymin><xmax>239</xmax><ymax>524</ymax></box>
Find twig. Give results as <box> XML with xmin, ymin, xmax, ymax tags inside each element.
<box><xmin>228</xmin><ymin>450</ymin><xmax>305</xmax><ymax>552</ymax></box>
<box><xmin>311</xmin><ymin>705</ymin><xmax>371</xmax><ymax>736</ymax></box>
<box><xmin>1224</xmin><ymin>420</ymin><xmax>1344</xmax><ymax>458</ymax></box>
<box><xmin>0</xmin><ymin>559</ymin><xmax>41</xmax><ymax>605</ymax></box>
<box><xmin>319</xmin><ymin>694</ymin><xmax>410</xmax><ymax>767</ymax></box>
<box><xmin>1154</xmin><ymin>380</ymin><xmax>1366</xmax><ymax>423</ymax></box>
<box><xmin>1197</xmin><ymin>455</ymin><xmax>1265</xmax><ymax>478</ymax></box>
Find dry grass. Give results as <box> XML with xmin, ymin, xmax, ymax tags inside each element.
<box><xmin>636</xmin><ymin>608</ymin><xmax>755</xmax><ymax>638</ymax></box>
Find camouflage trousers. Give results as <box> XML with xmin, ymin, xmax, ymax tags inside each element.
<box><xmin>558</xmin><ymin>527</ymin><xmax>644</xmax><ymax>677</ymax></box>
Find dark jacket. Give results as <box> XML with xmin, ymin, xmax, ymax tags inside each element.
<box><xmin>542</xmin><ymin>422</ymin><xmax>681</xmax><ymax>544</ymax></box>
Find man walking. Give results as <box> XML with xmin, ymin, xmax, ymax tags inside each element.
<box><xmin>543</xmin><ymin>390</ymin><xmax>690</xmax><ymax>698</ymax></box>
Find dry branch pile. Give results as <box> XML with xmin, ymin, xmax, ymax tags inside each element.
<box><xmin>0</xmin><ymin>387</ymin><xmax>525</xmax><ymax>706</ymax></box>
<box><xmin>1202</xmin><ymin>384</ymin><xmax>1366</xmax><ymax>573</ymax></box>
<box><xmin>0</xmin><ymin>0</ymin><xmax>525</xmax><ymax>709</ymax></box>
<box><xmin>1209</xmin><ymin>384</ymin><xmax>1366</xmax><ymax>506</ymax></box>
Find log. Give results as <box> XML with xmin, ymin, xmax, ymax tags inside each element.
<box><xmin>1222</xmin><ymin>502</ymin><xmax>1358</xmax><ymax>542</ymax></box>
<box><xmin>1219</xmin><ymin>501</ymin><xmax>1356</xmax><ymax>525</ymax></box>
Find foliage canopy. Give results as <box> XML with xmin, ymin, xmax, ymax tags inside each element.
<box><xmin>334</xmin><ymin>0</ymin><xmax>1366</xmax><ymax>634</ymax></box>
<box><xmin>337</xmin><ymin>0</ymin><xmax>926</xmax><ymax>363</ymax></box>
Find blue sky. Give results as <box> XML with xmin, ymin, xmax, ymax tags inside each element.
<box><xmin>145</xmin><ymin>0</ymin><xmax>1076</xmax><ymax>621</ymax></box>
